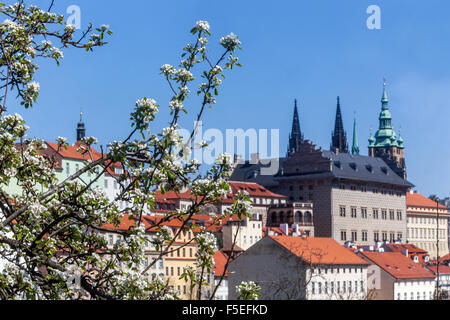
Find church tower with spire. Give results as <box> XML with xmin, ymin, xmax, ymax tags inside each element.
<box><xmin>368</xmin><ymin>80</ymin><xmax>406</xmax><ymax>178</ymax></box>
<box><xmin>330</xmin><ymin>96</ymin><xmax>349</xmax><ymax>154</ymax></box>
<box><xmin>288</xmin><ymin>99</ymin><xmax>304</xmax><ymax>156</ymax></box>
<box><xmin>76</xmin><ymin>112</ymin><xmax>86</xmax><ymax>142</ymax></box>
<box><xmin>352</xmin><ymin>116</ymin><xmax>360</xmax><ymax>155</ymax></box>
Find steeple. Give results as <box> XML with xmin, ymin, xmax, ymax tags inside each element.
<box><xmin>77</xmin><ymin>112</ymin><xmax>86</xmax><ymax>141</ymax></box>
<box><xmin>331</xmin><ymin>96</ymin><xmax>349</xmax><ymax>153</ymax></box>
<box><xmin>288</xmin><ymin>99</ymin><xmax>303</xmax><ymax>155</ymax></box>
<box><xmin>368</xmin><ymin>79</ymin><xmax>407</xmax><ymax>179</ymax></box>
<box><xmin>352</xmin><ymin>115</ymin><xmax>360</xmax><ymax>155</ymax></box>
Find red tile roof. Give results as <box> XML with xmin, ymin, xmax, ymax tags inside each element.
<box><xmin>213</xmin><ymin>250</ymin><xmax>230</xmax><ymax>277</ymax></box>
<box><xmin>441</xmin><ymin>253</ymin><xmax>450</xmax><ymax>262</ymax></box>
<box><xmin>154</xmin><ymin>182</ymin><xmax>286</xmax><ymax>205</ymax></box>
<box><xmin>427</xmin><ymin>265</ymin><xmax>450</xmax><ymax>274</ymax></box>
<box><xmin>359</xmin><ymin>252</ymin><xmax>436</xmax><ymax>279</ymax></box>
<box><xmin>386</xmin><ymin>243</ymin><xmax>427</xmax><ymax>255</ymax></box>
<box><xmin>46</xmin><ymin>142</ymin><xmax>103</xmax><ymax>161</ymax></box>
<box><xmin>407</xmin><ymin>192</ymin><xmax>448</xmax><ymax>210</ymax></box>
<box><xmin>269</xmin><ymin>236</ymin><xmax>369</xmax><ymax>265</ymax></box>
<box><xmin>228</xmin><ymin>181</ymin><xmax>286</xmax><ymax>199</ymax></box>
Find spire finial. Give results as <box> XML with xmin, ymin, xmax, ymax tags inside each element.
<box><xmin>352</xmin><ymin>112</ymin><xmax>360</xmax><ymax>155</ymax></box>
<box><xmin>383</xmin><ymin>77</ymin><xmax>386</xmax><ymax>88</ymax></box>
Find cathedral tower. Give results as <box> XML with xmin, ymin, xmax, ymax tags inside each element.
<box><xmin>368</xmin><ymin>81</ymin><xmax>406</xmax><ymax>178</ymax></box>
<box><xmin>331</xmin><ymin>96</ymin><xmax>349</xmax><ymax>154</ymax></box>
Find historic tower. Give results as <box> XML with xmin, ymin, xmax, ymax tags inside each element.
<box><xmin>352</xmin><ymin>116</ymin><xmax>360</xmax><ymax>155</ymax></box>
<box><xmin>288</xmin><ymin>99</ymin><xmax>304</xmax><ymax>156</ymax></box>
<box><xmin>368</xmin><ymin>81</ymin><xmax>406</xmax><ymax>178</ymax></box>
<box><xmin>76</xmin><ymin>112</ymin><xmax>86</xmax><ymax>141</ymax></box>
<box><xmin>330</xmin><ymin>97</ymin><xmax>349</xmax><ymax>154</ymax></box>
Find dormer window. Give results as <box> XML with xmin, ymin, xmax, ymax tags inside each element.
<box><xmin>349</xmin><ymin>162</ymin><xmax>357</xmax><ymax>171</ymax></box>
<box><xmin>115</xmin><ymin>167</ymin><xmax>124</xmax><ymax>175</ymax></box>
<box><xmin>381</xmin><ymin>167</ymin><xmax>388</xmax><ymax>175</ymax></box>
<box><xmin>366</xmin><ymin>164</ymin><xmax>373</xmax><ymax>173</ymax></box>
<box><xmin>334</xmin><ymin>161</ymin><xmax>342</xmax><ymax>169</ymax></box>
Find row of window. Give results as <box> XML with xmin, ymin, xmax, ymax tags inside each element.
<box><xmin>407</xmin><ymin>216</ymin><xmax>447</xmax><ymax>225</ymax></box>
<box><xmin>143</xmin><ymin>257</ymin><xmax>164</xmax><ymax>269</ymax></box>
<box><xmin>312</xmin><ymin>267</ymin><xmax>364</xmax><ymax>275</ymax></box>
<box><xmin>311</xmin><ymin>280</ymin><xmax>365</xmax><ymax>295</ymax></box>
<box><xmin>243</xmin><ymin>235</ymin><xmax>262</xmax><ymax>246</ymax></box>
<box><xmin>339</xmin><ymin>207</ymin><xmax>403</xmax><ymax>221</ymax></box>
<box><xmin>396</xmin><ymin>291</ymin><xmax>433</xmax><ymax>300</ymax></box>
<box><xmin>338</xmin><ymin>184</ymin><xmax>403</xmax><ymax>197</ymax></box>
<box><xmin>407</xmin><ymin>228</ymin><xmax>446</xmax><ymax>240</ymax></box>
<box><xmin>168</xmin><ymin>247</ymin><xmax>194</xmax><ymax>258</ymax></box>
<box><xmin>340</xmin><ymin>230</ymin><xmax>403</xmax><ymax>243</ymax></box>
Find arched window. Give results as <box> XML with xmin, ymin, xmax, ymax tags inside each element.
<box><xmin>295</xmin><ymin>211</ymin><xmax>303</xmax><ymax>223</ymax></box>
<box><xmin>279</xmin><ymin>211</ymin><xmax>285</xmax><ymax>223</ymax></box>
<box><xmin>304</xmin><ymin>211</ymin><xmax>312</xmax><ymax>223</ymax></box>
<box><xmin>287</xmin><ymin>211</ymin><xmax>293</xmax><ymax>223</ymax></box>
<box><xmin>271</xmin><ymin>212</ymin><xmax>277</xmax><ymax>224</ymax></box>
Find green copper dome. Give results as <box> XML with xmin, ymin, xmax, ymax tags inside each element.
<box><xmin>372</xmin><ymin>82</ymin><xmax>403</xmax><ymax>149</ymax></box>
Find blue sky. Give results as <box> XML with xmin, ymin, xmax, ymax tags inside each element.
<box><xmin>6</xmin><ymin>0</ymin><xmax>450</xmax><ymax>198</ymax></box>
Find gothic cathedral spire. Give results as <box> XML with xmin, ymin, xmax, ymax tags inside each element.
<box><xmin>352</xmin><ymin>116</ymin><xmax>360</xmax><ymax>155</ymax></box>
<box><xmin>331</xmin><ymin>96</ymin><xmax>349</xmax><ymax>153</ymax></box>
<box><xmin>288</xmin><ymin>99</ymin><xmax>303</xmax><ymax>155</ymax></box>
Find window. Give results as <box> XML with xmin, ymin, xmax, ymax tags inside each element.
<box><xmin>104</xmin><ymin>179</ymin><xmax>108</xmax><ymax>189</ymax></box>
<box><xmin>331</xmin><ymin>282</ymin><xmax>334</xmax><ymax>294</ymax></box>
<box><xmin>397</xmin><ymin>211</ymin><xmax>402</xmax><ymax>220</ymax></box>
<box><xmin>177</xmin><ymin>267</ymin><xmax>180</xmax><ymax>276</ymax></box>
<box><xmin>351</xmin><ymin>207</ymin><xmax>357</xmax><ymax>218</ymax></box>
<box><xmin>374</xmin><ymin>231</ymin><xmax>379</xmax><ymax>242</ymax></box>
<box><xmin>350</xmin><ymin>185</ymin><xmax>357</xmax><ymax>191</ymax></box>
<box><xmin>318</xmin><ymin>282</ymin><xmax>322</xmax><ymax>294</ymax></box>
<box><xmin>66</xmin><ymin>163</ymin><xmax>70</xmax><ymax>175</ymax></box>
<box><xmin>339</xmin><ymin>184</ymin><xmax>346</xmax><ymax>190</ymax></box>
<box><xmin>404</xmin><ymin>292</ymin><xmax>407</xmax><ymax>300</ymax></box>
<box><xmin>351</xmin><ymin>231</ymin><xmax>357</xmax><ymax>242</ymax></box>
<box><xmin>109</xmin><ymin>235</ymin><xmax>113</xmax><ymax>245</ymax></box>
<box><xmin>382</xmin><ymin>232</ymin><xmax>387</xmax><ymax>241</ymax></box>
<box><xmin>341</xmin><ymin>230</ymin><xmax>347</xmax><ymax>241</ymax></box>
<box><xmin>340</xmin><ymin>206</ymin><xmax>346</xmax><ymax>217</ymax></box>
<box><xmin>390</xmin><ymin>232</ymin><xmax>395</xmax><ymax>242</ymax></box>
<box><xmin>360</xmin><ymin>281</ymin><xmax>364</xmax><ymax>293</ymax></box>
<box><xmin>373</xmin><ymin>209</ymin><xmax>379</xmax><ymax>219</ymax></box>
<box><xmin>183</xmin><ymin>248</ymin><xmax>185</xmax><ymax>257</ymax></box>
<box><xmin>311</xmin><ymin>282</ymin><xmax>315</xmax><ymax>295</ymax></box>
<box><xmin>361</xmin><ymin>208</ymin><xmax>367</xmax><ymax>219</ymax></box>
<box><xmin>382</xmin><ymin>210</ymin><xmax>387</xmax><ymax>220</ymax></box>
<box><xmin>170</xmin><ymin>267</ymin><xmax>174</xmax><ymax>276</ymax></box>
<box><xmin>362</xmin><ymin>231</ymin><xmax>368</xmax><ymax>242</ymax></box>
<box><xmin>390</xmin><ymin>210</ymin><xmax>395</xmax><ymax>220</ymax></box>
<box><xmin>189</xmin><ymin>248</ymin><xmax>193</xmax><ymax>257</ymax></box>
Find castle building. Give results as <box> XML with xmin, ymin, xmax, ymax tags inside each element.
<box><xmin>231</xmin><ymin>85</ymin><xmax>414</xmax><ymax>246</ymax></box>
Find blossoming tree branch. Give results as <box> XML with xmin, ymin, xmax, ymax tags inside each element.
<box><xmin>0</xmin><ymin>1</ymin><xmax>262</xmax><ymax>300</ymax></box>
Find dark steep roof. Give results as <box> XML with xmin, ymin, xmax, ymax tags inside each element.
<box><xmin>321</xmin><ymin>151</ymin><xmax>414</xmax><ymax>187</ymax></box>
<box><xmin>231</xmin><ymin>151</ymin><xmax>414</xmax><ymax>188</ymax></box>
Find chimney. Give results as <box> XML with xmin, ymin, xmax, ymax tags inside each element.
<box><xmin>233</xmin><ymin>154</ymin><xmax>243</xmax><ymax>165</ymax></box>
<box><xmin>250</xmin><ymin>153</ymin><xmax>260</xmax><ymax>164</ymax></box>
<box><xmin>401</xmin><ymin>248</ymin><xmax>408</xmax><ymax>257</ymax></box>
<box><xmin>280</xmin><ymin>223</ymin><xmax>289</xmax><ymax>236</ymax></box>
<box><xmin>292</xmin><ymin>224</ymin><xmax>299</xmax><ymax>235</ymax></box>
